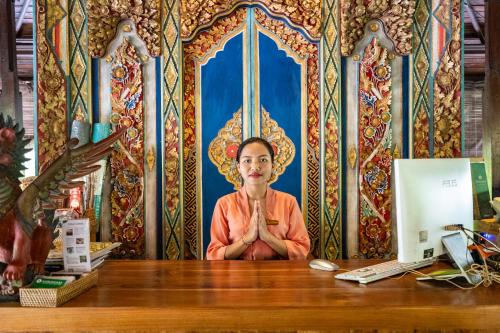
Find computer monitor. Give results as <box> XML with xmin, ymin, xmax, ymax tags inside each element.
<box><xmin>393</xmin><ymin>158</ymin><xmax>473</xmax><ymax>263</ymax></box>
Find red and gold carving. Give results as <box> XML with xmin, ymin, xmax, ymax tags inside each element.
<box><xmin>165</xmin><ymin>112</ymin><xmax>180</xmax><ymax>218</ymax></box>
<box><xmin>340</xmin><ymin>0</ymin><xmax>416</xmax><ymax>56</ymax></box>
<box><xmin>325</xmin><ymin>114</ymin><xmax>339</xmax><ymax>215</ymax></box>
<box><xmin>88</xmin><ymin>0</ymin><xmax>161</xmax><ymax>57</ymax></box>
<box><xmin>180</xmin><ymin>0</ymin><xmax>321</xmax><ymax>40</ymax></box>
<box><xmin>109</xmin><ymin>41</ymin><xmax>145</xmax><ymax>258</ymax></box>
<box><xmin>433</xmin><ymin>0</ymin><xmax>461</xmax><ymax>158</ymax></box>
<box><xmin>413</xmin><ymin>105</ymin><xmax>430</xmax><ymax>158</ymax></box>
<box><xmin>36</xmin><ymin>1</ymin><xmax>68</xmax><ymax>172</ymax></box>
<box><xmin>358</xmin><ymin>39</ymin><xmax>393</xmax><ymax>258</ymax></box>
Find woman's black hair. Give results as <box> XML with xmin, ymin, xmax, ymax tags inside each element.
<box><xmin>236</xmin><ymin>137</ymin><xmax>274</xmax><ymax>163</ymax></box>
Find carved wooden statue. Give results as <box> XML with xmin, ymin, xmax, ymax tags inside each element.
<box><xmin>0</xmin><ymin>114</ymin><xmax>122</xmax><ymax>299</ymax></box>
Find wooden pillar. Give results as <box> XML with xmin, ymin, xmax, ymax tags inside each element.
<box><xmin>485</xmin><ymin>0</ymin><xmax>500</xmax><ymax>197</ymax></box>
<box><xmin>0</xmin><ymin>0</ymin><xmax>22</xmax><ymax>122</ymax></box>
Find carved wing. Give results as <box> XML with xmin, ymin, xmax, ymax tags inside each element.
<box><xmin>15</xmin><ymin>128</ymin><xmax>125</xmax><ymax>237</ymax></box>
<box><xmin>0</xmin><ymin>115</ymin><xmax>30</xmax><ymax>220</ymax></box>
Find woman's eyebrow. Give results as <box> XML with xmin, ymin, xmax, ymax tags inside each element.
<box><xmin>241</xmin><ymin>154</ymin><xmax>270</xmax><ymax>158</ymax></box>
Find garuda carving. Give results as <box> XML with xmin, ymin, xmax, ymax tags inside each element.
<box><xmin>0</xmin><ymin>114</ymin><xmax>123</xmax><ymax>298</ymax></box>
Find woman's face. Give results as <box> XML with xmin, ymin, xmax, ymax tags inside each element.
<box><xmin>237</xmin><ymin>142</ymin><xmax>273</xmax><ymax>186</ymax></box>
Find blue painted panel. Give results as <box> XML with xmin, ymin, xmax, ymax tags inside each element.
<box><xmin>258</xmin><ymin>32</ymin><xmax>302</xmax><ymax>207</ymax></box>
<box><xmin>201</xmin><ymin>33</ymin><xmax>243</xmax><ymax>254</ymax></box>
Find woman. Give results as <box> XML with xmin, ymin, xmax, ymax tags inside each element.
<box><xmin>206</xmin><ymin>137</ymin><xmax>310</xmax><ymax>260</ymax></box>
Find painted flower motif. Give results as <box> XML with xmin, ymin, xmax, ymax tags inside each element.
<box><xmin>110</xmin><ymin>113</ymin><xmax>122</xmax><ymax>125</ymax></box>
<box><xmin>372</xmin><ymin>64</ymin><xmax>391</xmax><ymax>81</ymax></box>
<box><xmin>119</xmin><ymin>116</ymin><xmax>134</xmax><ymax>128</ymax></box>
<box><xmin>225</xmin><ymin>143</ymin><xmax>238</xmax><ymax>159</ymax></box>
<box><xmin>123</xmin><ymin>225</ymin><xmax>139</xmax><ymax>242</ymax></box>
<box><xmin>364</xmin><ymin>166</ymin><xmax>388</xmax><ymax>194</ymax></box>
<box><xmin>366</xmin><ymin>222</ymin><xmax>381</xmax><ymax>239</ymax></box>
<box><xmin>127</xmin><ymin>127</ymin><xmax>139</xmax><ymax>140</ymax></box>
<box><xmin>360</xmin><ymin>90</ymin><xmax>376</xmax><ymax>107</ymax></box>
<box><xmin>125</xmin><ymin>92</ymin><xmax>140</xmax><ymax>110</ymax></box>
<box><xmin>364</xmin><ymin>127</ymin><xmax>376</xmax><ymax>139</ymax></box>
<box><xmin>112</xmin><ymin>64</ymin><xmax>128</xmax><ymax>82</ymax></box>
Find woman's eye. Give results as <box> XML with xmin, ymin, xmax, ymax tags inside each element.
<box><xmin>260</xmin><ymin>158</ymin><xmax>269</xmax><ymax>163</ymax></box>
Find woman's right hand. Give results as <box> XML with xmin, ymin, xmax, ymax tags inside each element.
<box><xmin>244</xmin><ymin>201</ymin><xmax>260</xmax><ymax>243</ymax></box>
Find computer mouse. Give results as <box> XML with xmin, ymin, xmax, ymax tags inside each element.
<box><xmin>308</xmin><ymin>259</ymin><xmax>339</xmax><ymax>271</ymax></box>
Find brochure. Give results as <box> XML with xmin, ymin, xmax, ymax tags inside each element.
<box><xmin>62</xmin><ymin>219</ymin><xmax>91</xmax><ymax>272</ymax></box>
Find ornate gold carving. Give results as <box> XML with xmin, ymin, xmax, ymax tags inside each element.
<box><xmin>208</xmin><ymin>110</ymin><xmax>243</xmax><ymax>189</ymax></box>
<box><xmin>325</xmin><ymin>113</ymin><xmax>339</xmax><ymax>215</ymax></box>
<box><xmin>88</xmin><ymin>0</ymin><xmax>161</xmax><ymax>58</ymax></box>
<box><xmin>183</xmin><ymin>8</ymin><xmax>247</xmax><ymax>154</ymax></box>
<box><xmin>348</xmin><ymin>145</ymin><xmax>357</xmax><ymax>169</ymax></box>
<box><xmin>393</xmin><ymin>145</ymin><xmax>400</xmax><ymax>159</ymax></box>
<box><xmin>353</xmin><ymin>54</ymin><xmax>360</xmax><ymax>61</ymax></box>
<box><xmin>340</xmin><ymin>0</ymin><xmax>416</xmax><ymax>56</ymax></box>
<box><xmin>37</xmin><ymin>2</ymin><xmax>68</xmax><ymax>172</ymax></box>
<box><xmin>123</xmin><ymin>24</ymin><xmax>132</xmax><ymax>32</ymax></box>
<box><xmin>261</xmin><ymin>108</ymin><xmax>295</xmax><ymax>185</ymax></box>
<box><xmin>433</xmin><ymin>0</ymin><xmax>461</xmax><ymax>158</ymax></box>
<box><xmin>165</xmin><ymin>112</ymin><xmax>180</xmax><ymax>218</ymax></box>
<box><xmin>146</xmin><ymin>147</ymin><xmax>155</xmax><ymax>171</ymax></box>
<box><xmin>254</xmin><ymin>8</ymin><xmax>319</xmax><ymax>159</ymax></box>
<box><xmin>140</xmin><ymin>55</ymin><xmax>150</xmax><ymax>62</ymax></box>
<box><xmin>369</xmin><ymin>22</ymin><xmax>379</xmax><ymax>32</ymax></box>
<box><xmin>180</xmin><ymin>0</ymin><xmax>321</xmax><ymax>40</ymax></box>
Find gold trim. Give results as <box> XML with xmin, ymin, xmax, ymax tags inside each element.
<box><xmin>146</xmin><ymin>146</ymin><xmax>155</xmax><ymax>171</ymax></box>
<box><xmin>348</xmin><ymin>146</ymin><xmax>357</xmax><ymax>169</ymax></box>
<box><xmin>393</xmin><ymin>145</ymin><xmax>401</xmax><ymax>159</ymax></box>
<box><xmin>243</xmin><ymin>20</ymin><xmax>249</xmax><ymax>139</ymax></box>
<box><xmin>369</xmin><ymin>23</ymin><xmax>379</xmax><ymax>32</ymax></box>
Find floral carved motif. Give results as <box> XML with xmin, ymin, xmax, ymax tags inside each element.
<box><xmin>165</xmin><ymin>112</ymin><xmax>180</xmax><ymax>218</ymax></box>
<box><xmin>36</xmin><ymin>1</ymin><xmax>68</xmax><ymax>172</ymax></box>
<box><xmin>413</xmin><ymin>105</ymin><xmax>430</xmax><ymax>158</ymax></box>
<box><xmin>180</xmin><ymin>0</ymin><xmax>321</xmax><ymax>40</ymax></box>
<box><xmin>358</xmin><ymin>38</ymin><xmax>393</xmax><ymax>258</ymax></box>
<box><xmin>433</xmin><ymin>0</ymin><xmax>461</xmax><ymax>158</ymax></box>
<box><xmin>88</xmin><ymin>0</ymin><xmax>161</xmax><ymax>58</ymax></box>
<box><xmin>109</xmin><ymin>40</ymin><xmax>145</xmax><ymax>258</ymax></box>
<box><xmin>340</xmin><ymin>0</ymin><xmax>416</xmax><ymax>56</ymax></box>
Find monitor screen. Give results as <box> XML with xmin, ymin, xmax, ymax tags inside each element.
<box><xmin>394</xmin><ymin>158</ymin><xmax>473</xmax><ymax>263</ymax></box>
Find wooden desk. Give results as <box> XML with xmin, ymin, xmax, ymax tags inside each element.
<box><xmin>1</xmin><ymin>260</ymin><xmax>500</xmax><ymax>332</ymax></box>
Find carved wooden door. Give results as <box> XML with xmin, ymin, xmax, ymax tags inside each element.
<box><xmin>181</xmin><ymin>6</ymin><xmax>321</xmax><ymax>259</ymax></box>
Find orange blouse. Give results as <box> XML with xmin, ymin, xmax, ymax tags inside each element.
<box><xmin>206</xmin><ymin>187</ymin><xmax>310</xmax><ymax>260</ymax></box>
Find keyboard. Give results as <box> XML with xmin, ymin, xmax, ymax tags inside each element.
<box><xmin>335</xmin><ymin>259</ymin><xmax>434</xmax><ymax>284</ymax></box>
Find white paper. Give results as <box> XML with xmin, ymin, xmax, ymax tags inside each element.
<box><xmin>62</xmin><ymin>219</ymin><xmax>91</xmax><ymax>272</ymax></box>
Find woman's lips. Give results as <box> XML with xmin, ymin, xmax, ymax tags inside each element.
<box><xmin>248</xmin><ymin>173</ymin><xmax>262</xmax><ymax>178</ymax></box>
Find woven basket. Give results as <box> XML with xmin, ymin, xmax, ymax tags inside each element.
<box><xmin>20</xmin><ymin>270</ymin><xmax>98</xmax><ymax>307</ymax></box>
